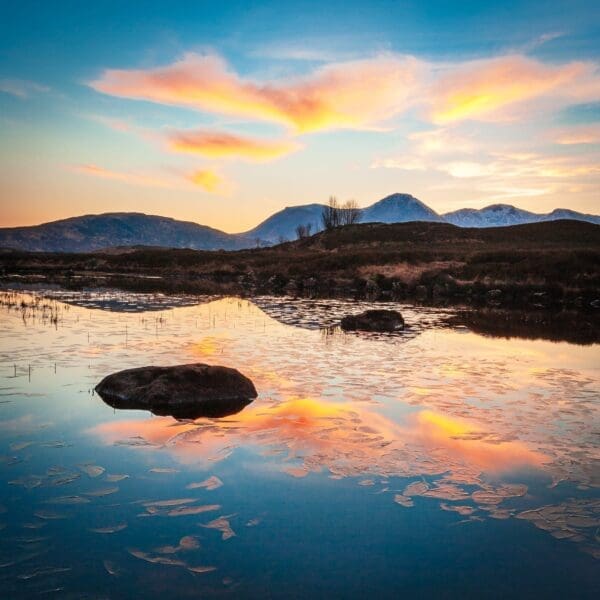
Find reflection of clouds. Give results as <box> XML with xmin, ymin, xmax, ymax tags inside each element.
<box><xmin>92</xmin><ymin>393</ymin><xmax>598</xmax><ymax>555</ymax></box>
<box><xmin>90</xmin><ymin>400</ymin><xmax>546</xmax><ymax>484</ymax></box>
<box><xmin>0</xmin><ymin>414</ymin><xmax>49</xmax><ymax>433</ymax></box>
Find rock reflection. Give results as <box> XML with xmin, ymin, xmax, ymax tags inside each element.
<box><xmin>99</xmin><ymin>394</ymin><xmax>253</xmax><ymax>419</ymax></box>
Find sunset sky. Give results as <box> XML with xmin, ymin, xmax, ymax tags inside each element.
<box><xmin>0</xmin><ymin>1</ymin><xmax>598</xmax><ymax>232</ymax></box>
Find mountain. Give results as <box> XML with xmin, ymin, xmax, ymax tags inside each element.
<box><xmin>1</xmin><ymin>195</ymin><xmax>598</xmax><ymax>253</ymax></box>
<box><xmin>242</xmin><ymin>203</ymin><xmax>326</xmax><ymax>244</ymax></box>
<box><xmin>443</xmin><ymin>204</ymin><xmax>600</xmax><ymax>227</ymax></box>
<box><xmin>243</xmin><ymin>193</ymin><xmax>442</xmax><ymax>244</ymax></box>
<box><xmin>362</xmin><ymin>193</ymin><xmax>444</xmax><ymax>223</ymax></box>
<box><xmin>443</xmin><ymin>204</ymin><xmax>538</xmax><ymax>227</ymax></box>
<box><xmin>541</xmin><ymin>208</ymin><xmax>600</xmax><ymax>225</ymax></box>
<box><xmin>0</xmin><ymin>213</ymin><xmax>252</xmax><ymax>253</ymax></box>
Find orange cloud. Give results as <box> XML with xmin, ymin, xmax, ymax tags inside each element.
<box><xmin>431</xmin><ymin>55</ymin><xmax>594</xmax><ymax>123</ymax></box>
<box><xmin>90</xmin><ymin>52</ymin><xmax>423</xmax><ymax>133</ymax></box>
<box><xmin>168</xmin><ymin>129</ymin><xmax>301</xmax><ymax>161</ymax></box>
<box><xmin>188</xmin><ymin>169</ymin><xmax>223</xmax><ymax>192</ymax></box>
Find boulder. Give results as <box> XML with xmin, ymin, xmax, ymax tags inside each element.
<box><xmin>340</xmin><ymin>309</ymin><xmax>404</xmax><ymax>332</ymax></box>
<box><xmin>95</xmin><ymin>363</ymin><xmax>257</xmax><ymax>419</ymax></box>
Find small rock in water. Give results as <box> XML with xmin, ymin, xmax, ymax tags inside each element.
<box><xmin>340</xmin><ymin>310</ymin><xmax>404</xmax><ymax>332</ymax></box>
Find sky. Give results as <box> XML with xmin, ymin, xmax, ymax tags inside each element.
<box><xmin>0</xmin><ymin>0</ymin><xmax>598</xmax><ymax>233</ymax></box>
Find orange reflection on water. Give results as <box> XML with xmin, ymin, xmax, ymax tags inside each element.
<box><xmin>405</xmin><ymin>410</ymin><xmax>547</xmax><ymax>473</ymax></box>
<box><xmin>91</xmin><ymin>395</ymin><xmax>545</xmax><ymax>482</ymax></box>
<box><xmin>91</xmin><ymin>397</ymin><xmax>399</xmax><ymax>471</ymax></box>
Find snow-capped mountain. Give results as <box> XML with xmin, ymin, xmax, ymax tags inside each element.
<box><xmin>243</xmin><ymin>193</ymin><xmax>443</xmax><ymax>243</ymax></box>
<box><xmin>443</xmin><ymin>204</ymin><xmax>600</xmax><ymax>227</ymax></box>
<box><xmin>541</xmin><ymin>209</ymin><xmax>600</xmax><ymax>225</ymax></box>
<box><xmin>361</xmin><ymin>193</ymin><xmax>444</xmax><ymax>224</ymax></box>
<box><xmin>242</xmin><ymin>204</ymin><xmax>326</xmax><ymax>243</ymax></box>
<box><xmin>443</xmin><ymin>204</ymin><xmax>539</xmax><ymax>227</ymax></box>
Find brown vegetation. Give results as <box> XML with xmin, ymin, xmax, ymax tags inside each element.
<box><xmin>1</xmin><ymin>220</ymin><xmax>599</xmax><ymax>311</ymax></box>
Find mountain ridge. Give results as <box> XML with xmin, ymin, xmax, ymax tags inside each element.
<box><xmin>1</xmin><ymin>194</ymin><xmax>598</xmax><ymax>252</ymax></box>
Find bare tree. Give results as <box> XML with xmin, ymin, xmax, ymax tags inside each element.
<box><xmin>322</xmin><ymin>197</ymin><xmax>361</xmax><ymax>230</ymax></box>
<box><xmin>295</xmin><ymin>223</ymin><xmax>313</xmax><ymax>240</ymax></box>
<box><xmin>340</xmin><ymin>199</ymin><xmax>361</xmax><ymax>225</ymax></box>
<box><xmin>321</xmin><ymin>196</ymin><xmax>341</xmax><ymax>231</ymax></box>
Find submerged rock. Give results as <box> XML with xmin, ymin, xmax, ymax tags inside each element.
<box><xmin>340</xmin><ymin>309</ymin><xmax>404</xmax><ymax>332</ymax></box>
<box><xmin>95</xmin><ymin>363</ymin><xmax>257</xmax><ymax>419</ymax></box>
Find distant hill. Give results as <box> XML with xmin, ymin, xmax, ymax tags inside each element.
<box><xmin>0</xmin><ymin>213</ymin><xmax>253</xmax><ymax>253</ymax></box>
<box><xmin>1</xmin><ymin>194</ymin><xmax>598</xmax><ymax>252</ymax></box>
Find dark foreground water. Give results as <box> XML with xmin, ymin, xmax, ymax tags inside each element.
<box><xmin>0</xmin><ymin>290</ymin><xmax>598</xmax><ymax>598</ymax></box>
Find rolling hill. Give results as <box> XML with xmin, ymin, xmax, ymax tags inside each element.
<box><xmin>0</xmin><ymin>213</ymin><xmax>254</xmax><ymax>253</ymax></box>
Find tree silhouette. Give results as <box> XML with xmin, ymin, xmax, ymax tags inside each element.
<box><xmin>322</xmin><ymin>197</ymin><xmax>361</xmax><ymax>230</ymax></box>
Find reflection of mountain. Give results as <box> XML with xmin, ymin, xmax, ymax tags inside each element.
<box><xmin>250</xmin><ymin>296</ymin><xmax>450</xmax><ymax>341</ymax></box>
<box><xmin>42</xmin><ymin>290</ymin><xmax>207</xmax><ymax>313</ymax></box>
<box><xmin>450</xmin><ymin>309</ymin><xmax>600</xmax><ymax>345</ymax></box>
<box><xmin>14</xmin><ymin>289</ymin><xmax>598</xmax><ymax>345</ymax></box>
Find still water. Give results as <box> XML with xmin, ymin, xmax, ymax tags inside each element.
<box><xmin>0</xmin><ymin>290</ymin><xmax>598</xmax><ymax>598</ymax></box>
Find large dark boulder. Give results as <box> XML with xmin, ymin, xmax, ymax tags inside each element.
<box><xmin>95</xmin><ymin>363</ymin><xmax>257</xmax><ymax>419</ymax></box>
<box><xmin>340</xmin><ymin>309</ymin><xmax>404</xmax><ymax>332</ymax></box>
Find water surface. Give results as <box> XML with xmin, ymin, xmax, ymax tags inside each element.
<box><xmin>0</xmin><ymin>290</ymin><xmax>598</xmax><ymax>598</ymax></box>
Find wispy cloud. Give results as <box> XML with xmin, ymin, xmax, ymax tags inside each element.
<box><xmin>167</xmin><ymin>129</ymin><xmax>302</xmax><ymax>161</ymax></box>
<box><xmin>71</xmin><ymin>163</ymin><xmax>227</xmax><ymax>193</ymax></box>
<box><xmin>72</xmin><ymin>164</ymin><xmax>176</xmax><ymax>189</ymax></box>
<box><xmin>375</xmin><ymin>151</ymin><xmax>600</xmax><ymax>180</ymax></box>
<box><xmin>370</xmin><ymin>156</ymin><xmax>426</xmax><ymax>170</ymax></box>
<box><xmin>440</xmin><ymin>152</ymin><xmax>600</xmax><ymax>179</ymax></box>
<box><xmin>90</xmin><ymin>52</ymin><xmax>424</xmax><ymax>133</ymax></box>
<box><xmin>553</xmin><ymin>124</ymin><xmax>600</xmax><ymax>145</ymax></box>
<box><xmin>408</xmin><ymin>128</ymin><xmax>475</xmax><ymax>154</ymax></box>
<box><xmin>0</xmin><ymin>79</ymin><xmax>49</xmax><ymax>98</ymax></box>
